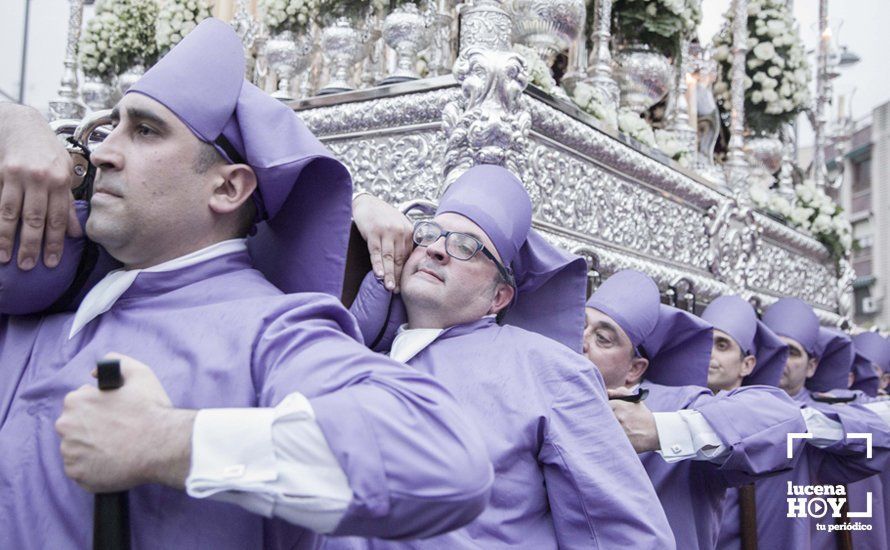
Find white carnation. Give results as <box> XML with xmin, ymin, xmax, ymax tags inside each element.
<box><xmin>753</xmin><ymin>42</ymin><xmax>776</xmax><ymax>61</ymax></box>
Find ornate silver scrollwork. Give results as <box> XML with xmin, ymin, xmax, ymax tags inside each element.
<box><xmin>441</xmin><ymin>47</ymin><xmax>532</xmax><ymax>185</ymax></box>
<box><xmin>457</xmin><ymin>0</ymin><xmax>513</xmax><ymax>55</ymax></box>
<box><xmin>707</xmin><ymin>198</ymin><xmax>762</xmax><ymax>294</ymax></box>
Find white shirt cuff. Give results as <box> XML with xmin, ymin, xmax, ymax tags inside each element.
<box><xmin>186</xmin><ymin>393</ymin><xmax>352</xmax><ymax>533</ymax></box>
<box><xmin>801</xmin><ymin>406</ymin><xmax>846</xmax><ymax>448</ymax></box>
<box><xmin>653</xmin><ymin>410</ymin><xmax>728</xmax><ymax>463</ymax></box>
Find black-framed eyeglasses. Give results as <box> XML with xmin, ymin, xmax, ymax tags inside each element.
<box><xmin>412</xmin><ymin>221</ymin><xmax>514</xmax><ymax>286</ymax></box>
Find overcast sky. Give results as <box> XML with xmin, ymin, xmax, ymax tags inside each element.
<box><xmin>2</xmin><ymin>0</ymin><xmax>888</xmax><ymax>146</ymax></box>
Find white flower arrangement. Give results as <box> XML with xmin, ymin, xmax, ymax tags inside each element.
<box><xmin>712</xmin><ymin>0</ymin><xmax>810</xmax><ymax>135</ymax></box>
<box><xmin>608</xmin><ymin>0</ymin><xmax>702</xmax><ymax>57</ymax></box>
<box><xmin>655</xmin><ymin>129</ymin><xmax>694</xmax><ymax>167</ymax></box>
<box><xmin>259</xmin><ymin>0</ymin><xmax>320</xmax><ymax>35</ymax></box>
<box><xmin>618</xmin><ymin>108</ymin><xmax>656</xmax><ymax>148</ymax></box>
<box><xmin>572</xmin><ymin>81</ymin><xmax>617</xmax><ymax>129</ymax></box>
<box><xmin>79</xmin><ymin>0</ymin><xmax>159</xmax><ymax>77</ymax></box>
<box><xmin>80</xmin><ymin>11</ymin><xmax>122</xmax><ymax>78</ymax></box>
<box><xmin>749</xmin><ymin>180</ymin><xmax>854</xmax><ymax>259</ymax></box>
<box><xmin>156</xmin><ymin>0</ymin><xmax>211</xmax><ymax>56</ymax></box>
<box><xmin>513</xmin><ymin>44</ymin><xmax>566</xmax><ymax>99</ymax></box>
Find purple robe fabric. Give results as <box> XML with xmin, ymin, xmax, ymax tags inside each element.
<box><xmin>717</xmin><ymin>390</ymin><xmax>890</xmax><ymax>550</ymax></box>
<box><xmin>638</xmin><ymin>382</ymin><xmax>805</xmax><ymax>550</ymax></box>
<box><xmin>0</xmin><ymin>252</ymin><xmax>495</xmax><ymax>549</ymax></box>
<box><xmin>338</xmin><ymin>275</ymin><xmax>676</xmax><ymax>549</ymax></box>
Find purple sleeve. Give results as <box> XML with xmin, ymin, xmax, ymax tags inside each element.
<box><xmin>692</xmin><ymin>386</ymin><xmax>806</xmax><ymax>482</ymax></box>
<box><xmin>810</xmin><ymin>401</ymin><xmax>890</xmax><ymax>485</ymax></box>
<box><xmin>0</xmin><ymin>200</ymin><xmax>118</xmax><ymax>314</ymax></box>
<box><xmin>347</xmin><ymin>271</ymin><xmax>405</xmax><ymax>352</ymax></box>
<box><xmin>253</xmin><ymin>295</ymin><xmax>493</xmax><ymax>539</ymax></box>
<box><xmin>537</xmin><ymin>348</ymin><xmax>677</xmax><ymax>549</ymax></box>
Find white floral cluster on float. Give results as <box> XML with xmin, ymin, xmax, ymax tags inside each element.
<box><xmin>750</xmin><ymin>181</ymin><xmax>853</xmax><ymax>258</ymax></box>
<box><xmin>513</xmin><ymin>44</ymin><xmax>568</xmax><ymax>100</ymax></box>
<box><xmin>79</xmin><ymin>0</ymin><xmax>159</xmax><ymax>78</ymax></box>
<box><xmin>655</xmin><ymin>130</ymin><xmax>694</xmax><ymax>167</ymax></box>
<box><xmin>572</xmin><ymin>82</ymin><xmax>617</xmax><ymax>128</ymax></box>
<box><xmin>618</xmin><ymin>109</ymin><xmax>656</xmax><ymax>147</ymax></box>
<box><xmin>712</xmin><ymin>0</ymin><xmax>810</xmax><ymax>135</ymax></box>
<box><xmin>259</xmin><ymin>0</ymin><xmax>320</xmax><ymax>34</ymax></box>
<box><xmin>156</xmin><ymin>0</ymin><xmax>211</xmax><ymax>56</ymax></box>
<box><xmin>80</xmin><ymin>10</ymin><xmax>122</xmax><ymax>78</ymax></box>
<box><xmin>608</xmin><ymin>0</ymin><xmax>702</xmax><ymax>58</ymax></box>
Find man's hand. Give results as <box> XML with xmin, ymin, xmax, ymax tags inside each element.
<box><xmin>0</xmin><ymin>103</ymin><xmax>82</xmax><ymax>270</ymax></box>
<box><xmin>55</xmin><ymin>353</ymin><xmax>195</xmax><ymax>493</ymax></box>
<box><xmin>352</xmin><ymin>192</ymin><xmax>414</xmax><ymax>293</ymax></box>
<box><xmin>607</xmin><ymin>387</ymin><xmax>660</xmax><ymax>453</ymax></box>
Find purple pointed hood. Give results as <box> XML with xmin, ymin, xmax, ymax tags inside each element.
<box><xmin>586</xmin><ymin>270</ymin><xmax>713</xmax><ymax>387</ymax></box>
<box><xmin>762</xmin><ymin>297</ymin><xmax>820</xmax><ymax>357</ymax></box>
<box><xmin>437</xmin><ymin>165</ymin><xmax>587</xmax><ymax>351</ymax></box>
<box><xmin>127</xmin><ymin>18</ymin><xmax>352</xmax><ymax>297</ymax></box>
<box><xmin>850</xmin><ymin>332</ymin><xmax>890</xmax><ymax>397</ymax></box>
<box><xmin>809</xmin><ymin>328</ymin><xmax>855</xmax><ymax>393</ymax></box>
<box><xmin>851</xmin><ymin>351</ymin><xmax>880</xmax><ymax>397</ymax></box>
<box><xmin>701</xmin><ymin>295</ymin><xmax>789</xmax><ymax>387</ymax></box>
<box><xmin>852</xmin><ymin>332</ymin><xmax>890</xmax><ymax>373</ymax></box>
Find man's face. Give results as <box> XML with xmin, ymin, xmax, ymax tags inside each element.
<box><xmin>400</xmin><ymin>213</ymin><xmax>511</xmax><ymax>329</ymax></box>
<box><xmin>707</xmin><ymin>329</ymin><xmax>754</xmax><ymax>393</ymax></box>
<box><xmin>881</xmin><ymin>371</ymin><xmax>890</xmax><ymax>392</ymax></box>
<box><xmin>583</xmin><ymin>307</ymin><xmax>646</xmax><ymax>389</ymax></box>
<box><xmin>87</xmin><ymin>93</ymin><xmax>222</xmax><ymax>268</ymax></box>
<box><xmin>778</xmin><ymin>335</ymin><xmax>816</xmax><ymax>396</ymax></box>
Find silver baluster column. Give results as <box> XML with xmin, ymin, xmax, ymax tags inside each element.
<box><xmin>48</xmin><ymin>0</ymin><xmax>87</xmax><ymax>121</ymax></box>
<box><xmin>812</xmin><ymin>0</ymin><xmax>829</xmax><ymax>189</ymax></box>
<box><xmin>582</xmin><ymin>0</ymin><xmax>618</xmax><ymax>118</ymax></box>
<box><xmin>724</xmin><ymin>0</ymin><xmax>749</xmax><ymax>193</ymax></box>
<box><xmin>664</xmin><ymin>37</ymin><xmax>697</xmax><ymax>154</ymax></box>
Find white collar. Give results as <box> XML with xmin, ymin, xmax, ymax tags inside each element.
<box><xmin>388</xmin><ymin>314</ymin><xmax>497</xmax><ymax>364</ymax></box>
<box><xmin>389</xmin><ymin>324</ymin><xmax>444</xmax><ymax>363</ymax></box>
<box><xmin>69</xmin><ymin>239</ymin><xmax>248</xmax><ymax>339</ymax></box>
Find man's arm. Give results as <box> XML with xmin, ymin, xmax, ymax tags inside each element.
<box><xmin>0</xmin><ymin>102</ymin><xmax>81</xmax><ymax>269</ymax></box>
<box><xmin>539</xmin><ymin>350</ymin><xmax>676</xmax><ymax>549</ymax></box>
<box><xmin>809</xmin><ymin>401</ymin><xmax>890</xmax><ymax>485</ymax></box>
<box><xmin>56</xmin><ymin>297</ymin><xmax>494</xmax><ymax>540</ymax></box>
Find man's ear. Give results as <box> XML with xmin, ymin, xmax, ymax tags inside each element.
<box><xmin>489</xmin><ymin>283</ymin><xmax>515</xmax><ymax>316</ymax></box>
<box><xmin>806</xmin><ymin>356</ymin><xmax>818</xmax><ymax>379</ymax></box>
<box><xmin>740</xmin><ymin>355</ymin><xmax>757</xmax><ymax>378</ymax></box>
<box><xmin>626</xmin><ymin>356</ymin><xmax>649</xmax><ymax>386</ymax></box>
<box><xmin>208</xmin><ymin>164</ymin><xmax>257</xmax><ymax>215</ymax></box>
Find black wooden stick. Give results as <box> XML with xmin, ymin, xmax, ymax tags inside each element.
<box><xmin>93</xmin><ymin>359</ymin><xmax>131</xmax><ymax>550</ymax></box>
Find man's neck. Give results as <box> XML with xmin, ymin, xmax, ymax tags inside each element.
<box><xmin>122</xmin><ymin>235</ymin><xmax>240</xmax><ymax>270</ymax></box>
<box><xmin>123</xmin><ymin>237</ymin><xmax>245</xmax><ymax>271</ymax></box>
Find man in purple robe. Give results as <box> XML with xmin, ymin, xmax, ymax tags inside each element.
<box><xmin>0</xmin><ymin>19</ymin><xmax>495</xmax><ymax>549</ymax></box>
<box><xmin>714</xmin><ymin>297</ymin><xmax>890</xmax><ymax>550</ymax></box>
<box><xmin>845</xmin><ymin>331</ymin><xmax>890</xmax><ymax>550</ymax></box>
<box><xmin>583</xmin><ymin>270</ymin><xmax>805</xmax><ymax>550</ymax></box>
<box><xmin>333</xmin><ymin>165</ymin><xmax>676</xmax><ymax>549</ymax></box>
